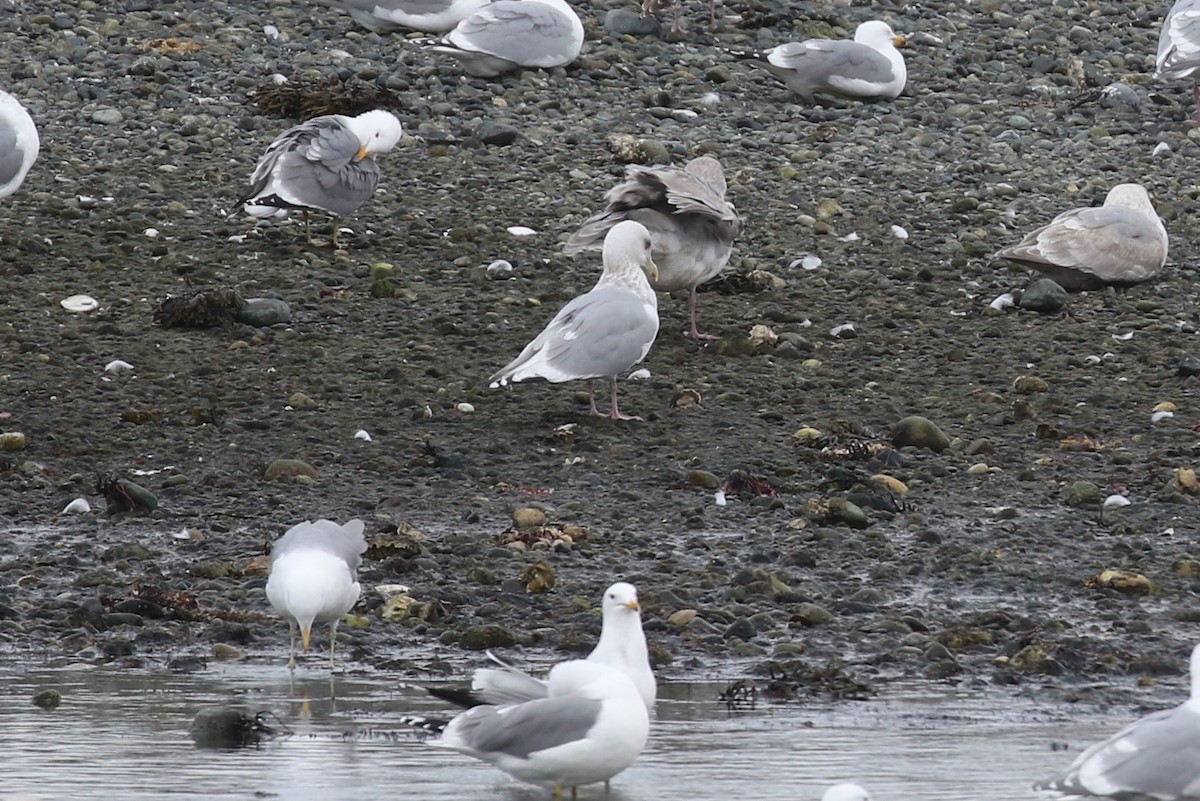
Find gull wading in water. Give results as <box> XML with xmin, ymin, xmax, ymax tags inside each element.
<box><xmin>992</xmin><ymin>183</ymin><xmax>1168</xmax><ymax>291</ymax></box>
<box><xmin>429</xmin><ymin>582</ymin><xmax>657</xmax><ymax>712</ymax></box>
<box><xmin>490</xmin><ymin>220</ymin><xmax>660</xmax><ymax>422</ymax></box>
<box><xmin>739</xmin><ymin>20</ymin><xmax>907</xmax><ymax>103</ymax></box>
<box><xmin>565</xmin><ymin>156</ymin><xmax>742</xmax><ymax>340</ymax></box>
<box><xmin>1034</xmin><ymin>643</ymin><xmax>1200</xmax><ymax>800</ymax></box>
<box><xmin>406</xmin><ymin>660</ymin><xmax>650</xmax><ymax>797</ymax></box>
<box><xmin>265</xmin><ymin>518</ymin><xmax>367</xmax><ymax>671</ymax></box>
<box><xmin>425</xmin><ymin>0</ymin><xmax>584</xmax><ymax>77</ymax></box>
<box><xmin>237</xmin><ymin>109</ymin><xmax>402</xmax><ymax>247</ymax></box>
<box><xmin>0</xmin><ymin>89</ymin><xmax>39</xmax><ymax>200</ymax></box>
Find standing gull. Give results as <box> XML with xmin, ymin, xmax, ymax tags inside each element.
<box><xmin>739</xmin><ymin>20</ymin><xmax>907</xmax><ymax>103</ymax></box>
<box><xmin>565</xmin><ymin>156</ymin><xmax>742</xmax><ymax>340</ymax></box>
<box><xmin>1156</xmin><ymin>0</ymin><xmax>1200</xmax><ymax>116</ymax></box>
<box><xmin>992</xmin><ymin>183</ymin><xmax>1168</xmax><ymax>291</ymax></box>
<box><xmin>0</xmin><ymin>90</ymin><xmax>39</xmax><ymax>200</ymax></box>
<box><xmin>490</xmin><ymin>220</ymin><xmax>660</xmax><ymax>422</ymax></box>
<box><xmin>410</xmin><ymin>660</ymin><xmax>650</xmax><ymax>797</ymax></box>
<box><xmin>237</xmin><ymin>109</ymin><xmax>402</xmax><ymax>247</ymax></box>
<box><xmin>265</xmin><ymin>518</ymin><xmax>367</xmax><ymax>671</ymax></box>
<box><xmin>318</xmin><ymin>0</ymin><xmax>492</xmax><ymax>32</ymax></box>
<box><xmin>430</xmin><ymin>582</ymin><xmax>657</xmax><ymax>712</ymax></box>
<box><xmin>426</xmin><ymin>0</ymin><xmax>584</xmax><ymax>77</ymax></box>
<box><xmin>1034</xmin><ymin>643</ymin><xmax>1200</xmax><ymax>799</ymax></box>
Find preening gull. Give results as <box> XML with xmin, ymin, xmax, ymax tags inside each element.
<box><xmin>265</xmin><ymin>518</ymin><xmax>367</xmax><ymax>670</ymax></box>
<box><xmin>741</xmin><ymin>20</ymin><xmax>907</xmax><ymax>102</ymax></box>
<box><xmin>565</xmin><ymin>156</ymin><xmax>743</xmax><ymax>340</ymax></box>
<box><xmin>0</xmin><ymin>90</ymin><xmax>39</xmax><ymax>200</ymax></box>
<box><xmin>490</xmin><ymin>220</ymin><xmax>660</xmax><ymax>421</ymax></box>
<box><xmin>411</xmin><ymin>660</ymin><xmax>650</xmax><ymax>795</ymax></box>
<box><xmin>1034</xmin><ymin>643</ymin><xmax>1200</xmax><ymax>799</ymax></box>
<box><xmin>430</xmin><ymin>582</ymin><xmax>657</xmax><ymax>712</ymax></box>
<box><xmin>427</xmin><ymin>0</ymin><xmax>584</xmax><ymax>77</ymax></box>
<box><xmin>319</xmin><ymin>0</ymin><xmax>492</xmax><ymax>32</ymax></box>
<box><xmin>237</xmin><ymin>109</ymin><xmax>402</xmax><ymax>247</ymax></box>
<box><xmin>822</xmin><ymin>783</ymin><xmax>872</xmax><ymax>801</ymax></box>
<box><xmin>992</xmin><ymin>183</ymin><xmax>1168</xmax><ymax>291</ymax></box>
<box><xmin>1156</xmin><ymin>0</ymin><xmax>1200</xmax><ymax>114</ymax></box>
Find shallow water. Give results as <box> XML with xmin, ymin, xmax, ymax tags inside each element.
<box><xmin>0</xmin><ymin>657</ymin><xmax>1138</xmax><ymax>801</ymax></box>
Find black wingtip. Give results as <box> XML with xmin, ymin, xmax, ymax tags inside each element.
<box><xmin>426</xmin><ymin>686</ymin><xmax>488</xmax><ymax>709</ymax></box>
<box><xmin>399</xmin><ymin>714</ymin><xmax>449</xmax><ymax>734</ymax></box>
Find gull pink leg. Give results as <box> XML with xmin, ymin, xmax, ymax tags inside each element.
<box><xmin>684</xmin><ymin>288</ymin><xmax>717</xmax><ymax>340</ymax></box>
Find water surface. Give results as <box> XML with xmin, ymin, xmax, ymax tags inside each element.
<box><xmin>0</xmin><ymin>661</ymin><xmax>1127</xmax><ymax>800</ymax></box>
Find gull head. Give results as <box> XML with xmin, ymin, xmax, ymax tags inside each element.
<box><xmin>350</xmin><ymin>109</ymin><xmax>404</xmax><ymax>159</ymax></box>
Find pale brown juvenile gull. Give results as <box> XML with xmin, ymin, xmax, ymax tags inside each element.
<box><xmin>565</xmin><ymin>156</ymin><xmax>742</xmax><ymax>340</ymax></box>
<box><xmin>742</xmin><ymin>20</ymin><xmax>907</xmax><ymax>103</ymax></box>
<box><xmin>0</xmin><ymin>90</ymin><xmax>39</xmax><ymax>201</ymax></box>
<box><xmin>427</xmin><ymin>0</ymin><xmax>584</xmax><ymax>77</ymax></box>
<box><xmin>490</xmin><ymin>220</ymin><xmax>659</xmax><ymax>421</ymax></box>
<box><xmin>1156</xmin><ymin>0</ymin><xmax>1200</xmax><ymax>115</ymax></box>
<box><xmin>237</xmin><ymin>109</ymin><xmax>402</xmax><ymax>247</ymax></box>
<box><xmin>1034</xmin><ymin>643</ymin><xmax>1200</xmax><ymax>800</ymax></box>
<box><xmin>265</xmin><ymin>518</ymin><xmax>367</xmax><ymax>671</ymax></box>
<box><xmin>319</xmin><ymin>0</ymin><xmax>492</xmax><ymax>32</ymax></box>
<box><xmin>992</xmin><ymin>183</ymin><xmax>1168</xmax><ymax>291</ymax></box>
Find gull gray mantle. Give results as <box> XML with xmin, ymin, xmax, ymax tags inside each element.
<box><xmin>747</xmin><ymin>20</ymin><xmax>907</xmax><ymax>102</ymax></box>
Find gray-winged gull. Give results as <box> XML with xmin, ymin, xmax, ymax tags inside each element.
<box><xmin>0</xmin><ymin>90</ymin><xmax>39</xmax><ymax>200</ymax></box>
<box><xmin>426</xmin><ymin>0</ymin><xmax>584</xmax><ymax>77</ymax></box>
<box><xmin>822</xmin><ymin>783</ymin><xmax>872</xmax><ymax>801</ymax></box>
<box><xmin>1156</xmin><ymin>0</ymin><xmax>1200</xmax><ymax>115</ymax></box>
<box><xmin>1034</xmin><ymin>643</ymin><xmax>1200</xmax><ymax>799</ymax></box>
<box><xmin>319</xmin><ymin>0</ymin><xmax>492</xmax><ymax>32</ymax></box>
<box><xmin>430</xmin><ymin>582</ymin><xmax>657</xmax><ymax>711</ymax></box>
<box><xmin>992</xmin><ymin>183</ymin><xmax>1168</xmax><ymax>291</ymax></box>
<box><xmin>265</xmin><ymin>518</ymin><xmax>367</xmax><ymax>670</ymax></box>
<box><xmin>565</xmin><ymin>156</ymin><xmax>742</xmax><ymax>341</ymax></box>
<box><xmin>741</xmin><ymin>20</ymin><xmax>907</xmax><ymax>102</ymax></box>
<box><xmin>237</xmin><ymin>109</ymin><xmax>402</xmax><ymax>247</ymax></box>
<box><xmin>490</xmin><ymin>220</ymin><xmax>659</xmax><ymax>421</ymax></box>
<box><xmin>409</xmin><ymin>660</ymin><xmax>650</xmax><ymax>795</ymax></box>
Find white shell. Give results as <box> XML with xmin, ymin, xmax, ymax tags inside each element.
<box><xmin>61</xmin><ymin>295</ymin><xmax>99</xmax><ymax>313</ymax></box>
<box><xmin>790</xmin><ymin>254</ymin><xmax>822</xmax><ymax>271</ymax></box>
<box><xmin>1152</xmin><ymin>141</ymin><xmax>1171</xmax><ymax>157</ymax></box>
<box><xmin>1103</xmin><ymin>494</ymin><xmax>1131</xmax><ymax>509</ymax></box>
<box><xmin>627</xmin><ymin>368</ymin><xmax>651</xmax><ymax>381</ymax></box>
<box><xmin>1112</xmin><ymin>332</ymin><xmax>1134</xmax><ymax>341</ymax></box>
<box><xmin>890</xmin><ymin>225</ymin><xmax>909</xmax><ymax>239</ymax></box>
<box><xmin>506</xmin><ymin>226</ymin><xmax>537</xmax><ymax>237</ymax></box>
<box><xmin>837</xmin><ymin>232</ymin><xmax>860</xmax><ymax>242</ymax></box>
<box><xmin>104</xmin><ymin>360</ymin><xmax>134</xmax><ymax>373</ymax></box>
<box><xmin>1151</xmin><ymin>410</ymin><xmax>1175</xmax><ymax>423</ymax></box>
<box><xmin>263</xmin><ymin>24</ymin><xmax>280</xmax><ymax>40</ymax></box>
<box><xmin>714</xmin><ymin>489</ymin><xmax>727</xmax><ymax>507</ymax></box>
<box><xmin>354</xmin><ymin>429</ymin><xmax>373</xmax><ymax>441</ymax></box>
<box><xmin>486</xmin><ymin>259</ymin><xmax>514</xmax><ymax>275</ymax></box>
<box><xmin>988</xmin><ymin>293</ymin><xmax>1015</xmax><ymax>311</ymax></box>
<box><xmin>829</xmin><ymin>323</ymin><xmax>856</xmax><ymax>337</ymax></box>
<box><xmin>456</xmin><ymin>402</ymin><xmax>476</xmax><ymax>413</ymax></box>
<box><xmin>61</xmin><ymin>497</ymin><xmax>91</xmax><ymax>515</ymax></box>
<box><xmin>143</xmin><ymin>228</ymin><xmax>159</xmax><ymax>238</ymax></box>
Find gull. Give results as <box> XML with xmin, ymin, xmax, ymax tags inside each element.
<box><xmin>237</xmin><ymin>109</ymin><xmax>403</xmax><ymax>248</ymax></box>
<box><xmin>490</xmin><ymin>221</ymin><xmax>660</xmax><ymax>422</ymax></box>
<box><xmin>320</xmin><ymin>0</ymin><xmax>493</xmax><ymax>33</ymax></box>
<box><xmin>409</xmin><ymin>660</ymin><xmax>650</xmax><ymax>798</ymax></box>
<box><xmin>1034</xmin><ymin>643</ymin><xmax>1200</xmax><ymax>799</ymax></box>
<box><xmin>265</xmin><ymin>518</ymin><xmax>367</xmax><ymax>671</ymax></box>
<box><xmin>0</xmin><ymin>90</ymin><xmax>39</xmax><ymax>200</ymax></box>
<box><xmin>1156</xmin><ymin>0</ymin><xmax>1200</xmax><ymax>117</ymax></box>
<box><xmin>992</xmin><ymin>183</ymin><xmax>1168</xmax><ymax>291</ymax></box>
<box><xmin>740</xmin><ymin>20</ymin><xmax>907</xmax><ymax>103</ymax></box>
<box><xmin>565</xmin><ymin>156</ymin><xmax>742</xmax><ymax>340</ymax></box>
<box><xmin>431</xmin><ymin>582</ymin><xmax>657</xmax><ymax>712</ymax></box>
<box><xmin>426</xmin><ymin>0</ymin><xmax>584</xmax><ymax>77</ymax></box>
